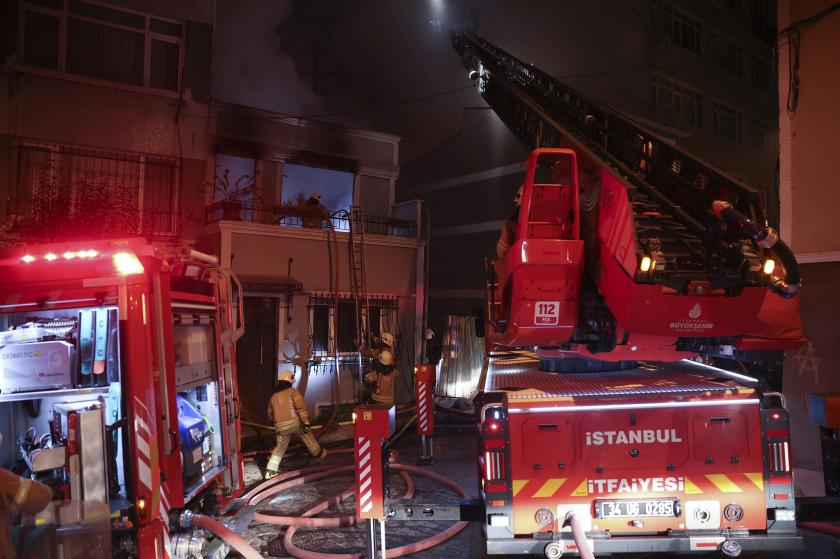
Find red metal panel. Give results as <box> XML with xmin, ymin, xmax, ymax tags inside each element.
<box><xmin>507</xmin><ymin>399</ymin><xmax>767</xmax><ymax>536</ymax></box>
<box><xmin>122</xmin><ymin>282</ymin><xmax>162</xmax><ymax>527</ymax></box>
<box><xmin>354</xmin><ymin>405</ymin><xmax>394</xmax><ymax>520</ymax></box>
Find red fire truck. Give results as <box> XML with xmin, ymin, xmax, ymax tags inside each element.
<box><xmin>453</xmin><ymin>33</ymin><xmax>805</xmax><ymax>556</ymax></box>
<box><xmin>0</xmin><ymin>238</ymin><xmax>244</xmax><ymax>558</ymax></box>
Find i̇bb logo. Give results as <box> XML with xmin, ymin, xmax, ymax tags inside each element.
<box><xmin>535</xmin><ymin>301</ymin><xmax>560</xmax><ymax>325</ymax></box>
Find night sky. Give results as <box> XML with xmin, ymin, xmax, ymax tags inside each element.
<box><xmin>213</xmin><ymin>0</ymin><xmax>654</xmax><ymax>164</ymax></box>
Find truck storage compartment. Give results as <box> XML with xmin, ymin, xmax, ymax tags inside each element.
<box><xmin>0</xmin><ymin>305</ymin><xmax>127</xmax><ymax>508</ymax></box>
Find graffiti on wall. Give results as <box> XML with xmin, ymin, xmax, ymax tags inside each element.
<box><xmin>792</xmin><ymin>341</ymin><xmax>821</xmax><ymax>384</ymax></box>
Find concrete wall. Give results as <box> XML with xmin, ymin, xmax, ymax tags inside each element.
<box><xmin>227</xmin><ymin>229</ymin><xmax>417</xmax><ymax>294</ymax></box>
<box><xmin>777</xmin><ymin>0</ymin><xmax>840</xmax><ymax>483</ymax></box>
<box><xmin>398</xmin><ymin>108</ymin><xmax>528</xmax><ymax>330</ymax></box>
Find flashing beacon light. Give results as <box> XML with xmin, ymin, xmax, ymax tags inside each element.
<box><xmin>113</xmin><ymin>252</ymin><xmax>144</xmax><ymax>276</ymax></box>
<box><xmin>21</xmin><ymin>255</ymin><xmax>35</xmax><ymax>263</ymax></box>
<box><xmin>44</xmin><ymin>253</ymin><xmax>58</xmax><ymax>261</ymax></box>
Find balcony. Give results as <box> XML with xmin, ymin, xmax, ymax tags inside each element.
<box><xmin>203</xmin><ymin>201</ymin><xmax>418</xmax><ymax>239</ymax></box>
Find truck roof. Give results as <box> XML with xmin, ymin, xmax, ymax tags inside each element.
<box><xmin>482</xmin><ymin>351</ymin><xmax>757</xmax><ymax>404</ymax></box>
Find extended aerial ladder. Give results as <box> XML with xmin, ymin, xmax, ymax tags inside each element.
<box><xmin>454</xmin><ymin>33</ymin><xmax>798</xmax><ymax>292</ymax></box>
<box><xmin>453</xmin><ymin>32</ymin><xmax>801</xmax><ymax>369</ymax></box>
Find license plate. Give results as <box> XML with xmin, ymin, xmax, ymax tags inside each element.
<box><xmin>595</xmin><ymin>499</ymin><xmax>679</xmax><ymax>518</ymax></box>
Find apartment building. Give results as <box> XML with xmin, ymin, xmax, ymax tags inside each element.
<box><xmin>0</xmin><ymin>0</ymin><xmax>426</xmax><ymax>420</ymax></box>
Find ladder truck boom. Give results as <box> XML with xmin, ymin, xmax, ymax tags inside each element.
<box><xmin>453</xmin><ymin>32</ymin><xmax>801</xmax><ymax>360</ymax></box>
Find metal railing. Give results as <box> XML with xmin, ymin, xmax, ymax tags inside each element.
<box><xmin>204</xmin><ymin>202</ymin><xmax>418</xmax><ymax>238</ymax></box>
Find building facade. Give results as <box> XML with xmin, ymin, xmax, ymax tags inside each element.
<box><xmin>0</xmin><ymin>0</ymin><xmax>425</xmax><ymax>421</ymax></box>
<box><xmin>776</xmin><ymin>0</ymin><xmax>840</xmax><ymax>485</ymax></box>
<box><xmin>399</xmin><ymin>0</ymin><xmax>779</xmax><ymax>337</ymax></box>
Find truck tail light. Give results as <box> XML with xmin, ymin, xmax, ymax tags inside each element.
<box><xmin>768</xmin><ymin>441</ymin><xmax>790</xmax><ymax>472</ymax></box>
<box><xmin>485</xmin><ymin>449</ymin><xmax>506</xmax><ymax>482</ymax></box>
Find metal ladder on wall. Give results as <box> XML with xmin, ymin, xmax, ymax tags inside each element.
<box><xmin>348</xmin><ymin>206</ymin><xmax>371</xmax><ymax>400</ymax></box>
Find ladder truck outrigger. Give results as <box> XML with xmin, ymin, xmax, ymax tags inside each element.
<box><xmin>453</xmin><ymin>33</ymin><xmax>805</xmax><ymax>557</ymax></box>
<box><xmin>0</xmin><ymin>238</ymin><xmax>246</xmax><ymax>558</ymax></box>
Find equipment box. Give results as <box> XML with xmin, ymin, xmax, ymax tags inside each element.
<box><xmin>0</xmin><ymin>340</ymin><xmax>74</xmax><ymax>394</ymax></box>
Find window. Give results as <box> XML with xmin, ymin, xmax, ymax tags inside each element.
<box><xmin>280</xmin><ymin>163</ymin><xmax>354</xmax><ymax>231</ymax></box>
<box><xmin>652</xmin><ymin>0</ymin><xmax>704</xmax><ymax>55</ymax></box>
<box><xmin>652</xmin><ymin>75</ymin><xmax>703</xmax><ymax>128</ymax></box>
<box><xmin>751</xmin><ymin>118</ymin><xmax>767</xmax><ymax>149</ymax></box>
<box><xmin>708</xmin><ymin>35</ymin><xmax>743</xmax><ymax>77</ymax></box>
<box><xmin>18</xmin><ymin>0</ymin><xmax>183</xmax><ymax>91</ymax></box>
<box><xmin>310</xmin><ymin>294</ymin><xmax>399</xmax><ymax>356</ymax></box>
<box><xmin>749</xmin><ymin>0</ymin><xmax>776</xmax><ymax>45</ymax></box>
<box><xmin>713</xmin><ymin>101</ymin><xmax>743</xmax><ymax>142</ymax></box>
<box><xmin>749</xmin><ymin>55</ymin><xmax>773</xmax><ymax>95</ymax></box>
<box><xmin>11</xmin><ymin>142</ymin><xmax>178</xmax><ymax>238</ymax></box>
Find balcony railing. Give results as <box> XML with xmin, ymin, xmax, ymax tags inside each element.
<box><xmin>204</xmin><ymin>202</ymin><xmax>418</xmax><ymax>239</ymax></box>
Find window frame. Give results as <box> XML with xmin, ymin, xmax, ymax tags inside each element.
<box><xmin>651</xmin><ymin>0</ymin><xmax>704</xmax><ymax>56</ymax></box>
<box><xmin>17</xmin><ymin>0</ymin><xmax>185</xmax><ymax>93</ymax></box>
<box><xmin>652</xmin><ymin>73</ymin><xmax>703</xmax><ymax>128</ymax></box>
<box><xmin>751</xmin><ymin>117</ymin><xmax>768</xmax><ymax>150</ymax></box>
<box><xmin>309</xmin><ymin>294</ymin><xmax>399</xmax><ymax>359</ymax></box>
<box><xmin>713</xmin><ymin>100</ymin><xmax>744</xmax><ymax>143</ymax></box>
<box><xmin>10</xmin><ymin>139</ymin><xmax>180</xmax><ymax>237</ymax></box>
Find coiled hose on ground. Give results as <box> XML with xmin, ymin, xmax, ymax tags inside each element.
<box><xmin>234</xmin><ymin>455</ymin><xmax>467</xmax><ymax>559</ymax></box>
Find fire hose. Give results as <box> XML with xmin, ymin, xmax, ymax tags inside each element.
<box><xmin>712</xmin><ymin>200</ymin><xmax>801</xmax><ymax>298</ymax></box>
<box><xmin>244</xmin><ymin>461</ymin><xmax>467</xmax><ymax>559</ymax></box>
<box><xmin>566</xmin><ymin>512</ymin><xmax>595</xmax><ymax>559</ymax></box>
<box><xmin>179</xmin><ymin>511</ymin><xmax>262</xmax><ymax>559</ymax></box>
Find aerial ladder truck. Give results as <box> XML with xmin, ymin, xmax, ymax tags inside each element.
<box><xmin>453</xmin><ymin>32</ymin><xmax>805</xmax><ymax>557</ymax></box>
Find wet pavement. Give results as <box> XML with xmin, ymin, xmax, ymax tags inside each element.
<box><xmin>236</xmin><ymin>417</ymin><xmax>840</xmax><ymax>558</ymax></box>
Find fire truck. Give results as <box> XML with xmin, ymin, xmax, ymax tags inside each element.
<box><xmin>453</xmin><ymin>33</ymin><xmax>805</xmax><ymax>556</ymax></box>
<box><xmin>0</xmin><ymin>238</ymin><xmax>244</xmax><ymax>558</ymax></box>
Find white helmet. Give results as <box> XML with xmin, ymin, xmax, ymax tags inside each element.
<box><xmin>380</xmin><ymin>332</ymin><xmax>394</xmax><ymax>348</ymax></box>
<box><xmin>378</xmin><ymin>350</ymin><xmax>395</xmax><ymax>366</ymax></box>
<box><xmin>279</xmin><ymin>369</ymin><xmax>295</xmax><ymax>383</ymax></box>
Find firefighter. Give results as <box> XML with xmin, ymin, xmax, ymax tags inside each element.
<box><xmin>380</xmin><ymin>332</ymin><xmax>394</xmax><ymax>352</ymax></box>
<box><xmin>0</xmin><ymin>431</ymin><xmax>52</xmax><ymax>559</ymax></box>
<box><xmin>364</xmin><ymin>350</ymin><xmax>400</xmax><ymax>406</ymax></box>
<box><xmin>265</xmin><ymin>370</ymin><xmax>327</xmax><ymax>479</ymax></box>
<box><xmin>496</xmin><ymin>185</ymin><xmax>523</xmax><ymax>259</ymax></box>
<box><xmin>301</xmin><ymin>193</ymin><xmax>329</xmax><ymax>229</ymax></box>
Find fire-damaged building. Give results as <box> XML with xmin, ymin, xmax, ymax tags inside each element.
<box><xmin>0</xmin><ymin>0</ymin><xmax>426</xmax><ymax>426</ymax></box>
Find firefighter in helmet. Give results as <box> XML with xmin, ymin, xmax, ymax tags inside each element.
<box><xmin>379</xmin><ymin>332</ymin><xmax>394</xmax><ymax>352</ymax></box>
<box><xmin>496</xmin><ymin>185</ymin><xmax>523</xmax><ymax>259</ymax></box>
<box><xmin>265</xmin><ymin>370</ymin><xmax>327</xmax><ymax>479</ymax></box>
<box><xmin>301</xmin><ymin>193</ymin><xmax>329</xmax><ymax>229</ymax></box>
<box><xmin>364</xmin><ymin>350</ymin><xmax>400</xmax><ymax>407</ymax></box>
